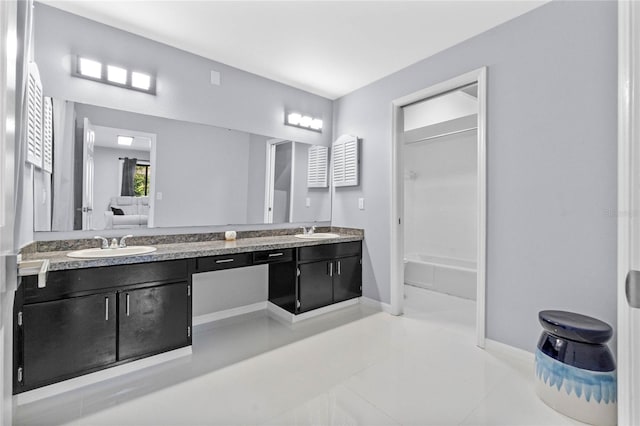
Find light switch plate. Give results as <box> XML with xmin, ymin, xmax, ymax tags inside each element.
<box><xmin>156</xmin><ymin>192</ymin><xmax>163</xmax><ymax>200</ymax></box>
<box><xmin>210</xmin><ymin>70</ymin><xmax>221</xmax><ymax>85</ymax></box>
<box><xmin>358</xmin><ymin>198</ymin><xmax>365</xmax><ymax>210</ymax></box>
<box><xmin>305</xmin><ymin>197</ymin><xmax>311</xmax><ymax>207</ymax></box>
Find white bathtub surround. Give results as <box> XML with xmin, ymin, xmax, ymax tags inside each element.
<box><xmin>403</xmin><ymin>129</ymin><xmax>478</xmax><ymax>262</ymax></box>
<box><xmin>404</xmin><ymin>253</ymin><xmax>477</xmax><ymax>300</ymax></box>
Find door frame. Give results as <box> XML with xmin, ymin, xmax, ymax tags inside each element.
<box><xmin>263</xmin><ymin>139</ymin><xmax>294</xmax><ymax>223</ymax></box>
<box><xmin>390</xmin><ymin>67</ymin><xmax>487</xmax><ymax>347</ymax></box>
<box><xmin>617</xmin><ymin>2</ymin><xmax>638</xmax><ymax>424</ymax></box>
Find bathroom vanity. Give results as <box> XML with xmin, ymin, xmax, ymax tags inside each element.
<box><xmin>13</xmin><ymin>230</ymin><xmax>363</xmax><ymax>395</ymax></box>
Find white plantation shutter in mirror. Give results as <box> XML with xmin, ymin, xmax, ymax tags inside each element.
<box><xmin>27</xmin><ymin>62</ymin><xmax>43</xmax><ymax>168</ymax></box>
<box><xmin>42</xmin><ymin>96</ymin><xmax>53</xmax><ymax>173</ymax></box>
<box><xmin>307</xmin><ymin>145</ymin><xmax>329</xmax><ymax>188</ymax></box>
<box><xmin>332</xmin><ymin>134</ymin><xmax>359</xmax><ymax>187</ymax></box>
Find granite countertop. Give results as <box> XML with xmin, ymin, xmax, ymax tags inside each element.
<box><xmin>22</xmin><ymin>232</ymin><xmax>364</xmax><ymax>271</ymax></box>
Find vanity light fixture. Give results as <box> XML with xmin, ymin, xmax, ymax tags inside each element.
<box><xmin>73</xmin><ymin>55</ymin><xmax>156</xmax><ymax>94</ymax></box>
<box><xmin>78</xmin><ymin>57</ymin><xmax>102</xmax><ymax>79</ymax></box>
<box><xmin>299</xmin><ymin>116</ymin><xmax>313</xmax><ymax>128</ymax></box>
<box><xmin>131</xmin><ymin>71</ymin><xmax>151</xmax><ymax>90</ymax></box>
<box><xmin>285</xmin><ymin>111</ymin><xmax>323</xmax><ymax>133</ymax></box>
<box><xmin>287</xmin><ymin>113</ymin><xmax>302</xmax><ymax>126</ymax></box>
<box><xmin>117</xmin><ymin>135</ymin><xmax>134</xmax><ymax>146</ymax></box>
<box><xmin>310</xmin><ymin>118</ymin><xmax>323</xmax><ymax>131</ymax></box>
<box><xmin>107</xmin><ymin>65</ymin><xmax>127</xmax><ymax>85</ymax></box>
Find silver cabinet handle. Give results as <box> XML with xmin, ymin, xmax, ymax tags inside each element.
<box><xmin>328</xmin><ymin>262</ymin><xmax>333</xmax><ymax>277</ymax></box>
<box><xmin>126</xmin><ymin>293</ymin><xmax>130</xmax><ymax>316</ymax></box>
<box><xmin>268</xmin><ymin>252</ymin><xmax>284</xmax><ymax>257</ymax></box>
<box><xmin>337</xmin><ymin>260</ymin><xmax>341</xmax><ymax>275</ymax></box>
<box><xmin>216</xmin><ymin>259</ymin><xmax>235</xmax><ymax>264</ymax></box>
<box><xmin>105</xmin><ymin>297</ymin><xmax>109</xmax><ymax>321</ymax></box>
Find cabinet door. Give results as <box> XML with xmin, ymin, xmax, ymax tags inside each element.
<box><xmin>118</xmin><ymin>282</ymin><xmax>190</xmax><ymax>360</ymax></box>
<box><xmin>22</xmin><ymin>293</ymin><xmax>116</xmax><ymax>388</ymax></box>
<box><xmin>298</xmin><ymin>261</ymin><xmax>334</xmax><ymax>313</ymax></box>
<box><xmin>333</xmin><ymin>256</ymin><xmax>362</xmax><ymax>303</ymax></box>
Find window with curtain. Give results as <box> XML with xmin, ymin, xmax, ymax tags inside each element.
<box><xmin>134</xmin><ymin>163</ymin><xmax>150</xmax><ymax>196</ymax></box>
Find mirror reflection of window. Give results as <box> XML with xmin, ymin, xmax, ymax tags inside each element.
<box><xmin>134</xmin><ymin>162</ymin><xmax>151</xmax><ymax>197</ymax></box>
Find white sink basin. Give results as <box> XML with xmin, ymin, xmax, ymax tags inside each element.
<box><xmin>294</xmin><ymin>233</ymin><xmax>340</xmax><ymax>239</ymax></box>
<box><xmin>67</xmin><ymin>246</ymin><xmax>157</xmax><ymax>259</ymax></box>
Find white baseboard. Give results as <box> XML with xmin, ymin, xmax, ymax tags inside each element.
<box><xmin>484</xmin><ymin>338</ymin><xmax>534</xmax><ymax>363</ymax></box>
<box><xmin>267</xmin><ymin>298</ymin><xmax>360</xmax><ymax>323</ymax></box>
<box><xmin>192</xmin><ymin>301</ymin><xmax>267</xmax><ymax>326</ymax></box>
<box><xmin>360</xmin><ymin>296</ymin><xmax>393</xmax><ymax>314</ymax></box>
<box><xmin>14</xmin><ymin>346</ymin><xmax>192</xmax><ymax>406</ymax></box>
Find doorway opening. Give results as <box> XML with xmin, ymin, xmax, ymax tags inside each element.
<box><xmin>264</xmin><ymin>139</ymin><xmax>294</xmax><ymax>224</ymax></box>
<box><xmin>76</xmin><ymin>119</ymin><xmax>157</xmax><ymax>231</ymax></box>
<box><xmin>391</xmin><ymin>68</ymin><xmax>487</xmax><ymax>347</ymax></box>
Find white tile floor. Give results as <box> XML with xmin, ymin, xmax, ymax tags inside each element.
<box><xmin>14</xmin><ymin>286</ymin><xmax>582</xmax><ymax>425</ymax></box>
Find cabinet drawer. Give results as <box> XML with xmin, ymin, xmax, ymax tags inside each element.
<box><xmin>253</xmin><ymin>249</ymin><xmax>293</xmax><ymax>264</ymax></box>
<box><xmin>196</xmin><ymin>253</ymin><xmax>252</xmax><ymax>272</ymax></box>
<box><xmin>23</xmin><ymin>260</ymin><xmax>189</xmax><ymax>304</ymax></box>
<box><xmin>298</xmin><ymin>241</ymin><xmax>361</xmax><ymax>262</ymax></box>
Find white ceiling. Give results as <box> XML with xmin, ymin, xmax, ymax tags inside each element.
<box><xmin>93</xmin><ymin>124</ymin><xmax>152</xmax><ymax>151</ymax></box>
<box><xmin>41</xmin><ymin>0</ymin><xmax>548</xmax><ymax>100</ymax></box>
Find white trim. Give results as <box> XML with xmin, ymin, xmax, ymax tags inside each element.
<box><xmin>475</xmin><ymin>67</ymin><xmax>488</xmax><ymax>349</ymax></box>
<box><xmin>192</xmin><ymin>301</ymin><xmax>267</xmax><ymax>326</ymax></box>
<box><xmin>390</xmin><ymin>67</ymin><xmax>488</xmax><ymax>348</ymax></box>
<box><xmin>147</xmin><ymin>134</ymin><xmax>157</xmax><ymax>228</ymax></box>
<box><xmin>14</xmin><ymin>346</ymin><xmax>192</xmax><ymax>405</ymax></box>
<box><xmin>263</xmin><ymin>138</ymin><xmax>286</xmax><ymax>224</ymax></box>
<box><xmin>359</xmin><ymin>296</ymin><xmax>393</xmax><ymax>314</ymax></box>
<box><xmin>484</xmin><ymin>338</ymin><xmax>534</xmax><ymax>364</ymax></box>
<box><xmin>617</xmin><ymin>2</ymin><xmax>636</xmax><ymax>424</ymax></box>
<box><xmin>267</xmin><ymin>298</ymin><xmax>359</xmax><ymax>323</ymax></box>
<box><xmin>289</xmin><ymin>142</ymin><xmax>296</xmax><ymax>222</ymax></box>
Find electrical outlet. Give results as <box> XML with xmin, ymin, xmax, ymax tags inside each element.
<box><xmin>358</xmin><ymin>198</ymin><xmax>365</xmax><ymax>210</ymax></box>
<box><xmin>156</xmin><ymin>192</ymin><xmax>163</xmax><ymax>200</ymax></box>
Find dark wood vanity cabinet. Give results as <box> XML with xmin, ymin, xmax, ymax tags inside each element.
<box><xmin>21</xmin><ymin>292</ymin><xmax>117</xmax><ymax>389</ymax></box>
<box><xmin>332</xmin><ymin>255</ymin><xmax>362</xmax><ymax>303</ymax></box>
<box><xmin>118</xmin><ymin>282</ymin><xmax>191</xmax><ymax>360</ymax></box>
<box><xmin>269</xmin><ymin>241</ymin><xmax>362</xmax><ymax>314</ymax></box>
<box><xmin>14</xmin><ymin>260</ymin><xmax>191</xmax><ymax>393</ymax></box>
<box><xmin>298</xmin><ymin>261</ymin><xmax>334</xmax><ymax>312</ymax></box>
<box><xmin>14</xmin><ymin>241</ymin><xmax>361</xmax><ymax>394</ymax></box>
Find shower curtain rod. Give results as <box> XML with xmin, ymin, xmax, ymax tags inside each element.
<box><xmin>405</xmin><ymin>126</ymin><xmax>478</xmax><ymax>145</ymax></box>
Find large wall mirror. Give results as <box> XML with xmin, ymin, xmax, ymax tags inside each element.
<box><xmin>34</xmin><ymin>102</ymin><xmax>331</xmax><ymax>231</ymax></box>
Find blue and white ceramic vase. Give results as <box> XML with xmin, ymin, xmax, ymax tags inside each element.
<box><xmin>534</xmin><ymin>311</ymin><xmax>616</xmax><ymax>426</ymax></box>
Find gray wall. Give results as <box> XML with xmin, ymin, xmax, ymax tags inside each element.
<box><xmin>333</xmin><ymin>0</ymin><xmax>617</xmax><ymax>352</ymax></box>
<box><xmin>192</xmin><ymin>266</ymin><xmax>268</xmax><ymax>317</ymax></box>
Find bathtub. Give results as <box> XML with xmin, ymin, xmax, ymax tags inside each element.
<box><xmin>404</xmin><ymin>253</ymin><xmax>477</xmax><ymax>300</ymax></box>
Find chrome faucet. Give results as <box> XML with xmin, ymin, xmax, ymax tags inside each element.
<box><xmin>119</xmin><ymin>235</ymin><xmax>133</xmax><ymax>248</ymax></box>
<box><xmin>299</xmin><ymin>226</ymin><xmax>316</xmax><ymax>235</ymax></box>
<box><xmin>94</xmin><ymin>236</ymin><xmax>109</xmax><ymax>249</ymax></box>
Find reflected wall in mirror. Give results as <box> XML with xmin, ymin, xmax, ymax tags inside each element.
<box><xmin>34</xmin><ymin>101</ymin><xmax>331</xmax><ymax>231</ymax></box>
